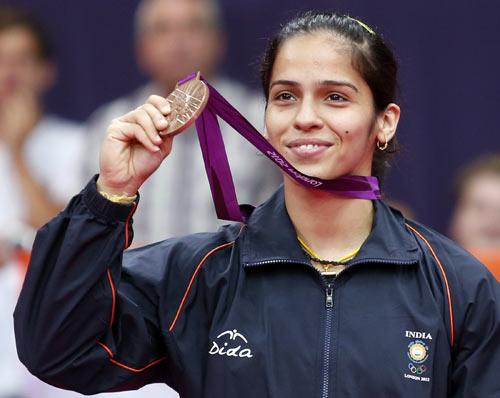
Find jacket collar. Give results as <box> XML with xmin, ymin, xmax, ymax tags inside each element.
<box><xmin>241</xmin><ymin>187</ymin><xmax>420</xmax><ymax>267</ymax></box>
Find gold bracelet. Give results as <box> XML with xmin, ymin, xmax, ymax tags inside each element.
<box><xmin>98</xmin><ymin>190</ymin><xmax>137</xmax><ymax>204</ymax></box>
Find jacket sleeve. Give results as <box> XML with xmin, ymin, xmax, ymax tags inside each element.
<box><xmin>450</xmin><ymin>256</ymin><xmax>500</xmax><ymax>397</ymax></box>
<box><xmin>14</xmin><ymin>176</ymin><xmax>171</xmax><ymax>395</ymax></box>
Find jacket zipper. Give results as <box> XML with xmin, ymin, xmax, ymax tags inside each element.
<box><xmin>316</xmin><ymin>260</ymin><xmax>417</xmax><ymax>398</ymax></box>
<box><xmin>322</xmin><ymin>279</ymin><xmax>335</xmax><ymax>398</ymax></box>
<box><xmin>246</xmin><ymin>259</ymin><xmax>336</xmax><ymax>397</ymax></box>
<box><xmin>245</xmin><ymin>258</ymin><xmax>418</xmax><ymax>398</ymax></box>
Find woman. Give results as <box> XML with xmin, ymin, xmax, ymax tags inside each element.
<box><xmin>14</xmin><ymin>12</ymin><xmax>499</xmax><ymax>398</ymax></box>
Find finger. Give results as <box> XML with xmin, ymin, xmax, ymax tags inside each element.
<box><xmin>141</xmin><ymin>103</ymin><xmax>170</xmax><ymax>132</ymax></box>
<box><xmin>158</xmin><ymin>134</ymin><xmax>174</xmax><ymax>156</ymax></box>
<box><xmin>146</xmin><ymin>95</ymin><xmax>171</xmax><ymax>115</ymax></box>
<box><xmin>128</xmin><ymin>108</ymin><xmax>163</xmax><ymax>146</ymax></box>
<box><xmin>110</xmin><ymin>121</ymin><xmax>160</xmax><ymax>153</ymax></box>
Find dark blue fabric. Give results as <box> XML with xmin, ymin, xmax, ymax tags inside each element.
<box><xmin>14</xmin><ymin>178</ymin><xmax>500</xmax><ymax>397</ymax></box>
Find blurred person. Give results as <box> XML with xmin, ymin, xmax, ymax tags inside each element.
<box><xmin>0</xmin><ymin>5</ymin><xmax>85</xmax><ymax>398</ymax></box>
<box><xmin>85</xmin><ymin>0</ymin><xmax>280</xmax><ymax>245</ymax></box>
<box><xmin>0</xmin><ymin>250</ymin><xmax>23</xmax><ymax>398</ymax></box>
<box><xmin>0</xmin><ymin>6</ymin><xmax>85</xmax><ymax>250</ymax></box>
<box><xmin>14</xmin><ymin>11</ymin><xmax>500</xmax><ymax>397</ymax></box>
<box><xmin>450</xmin><ymin>154</ymin><xmax>500</xmax><ymax>280</ymax></box>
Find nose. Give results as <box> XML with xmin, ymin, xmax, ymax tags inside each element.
<box><xmin>293</xmin><ymin>97</ymin><xmax>323</xmax><ymax>132</ymax></box>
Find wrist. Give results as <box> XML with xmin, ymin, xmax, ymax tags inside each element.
<box><xmin>96</xmin><ymin>177</ymin><xmax>138</xmax><ymax>204</ymax></box>
<box><xmin>98</xmin><ymin>190</ymin><xmax>137</xmax><ymax>204</ymax></box>
<box><xmin>82</xmin><ymin>176</ymin><xmax>139</xmax><ymax>223</ymax></box>
<box><xmin>96</xmin><ymin>176</ymin><xmax>138</xmax><ymax>197</ymax></box>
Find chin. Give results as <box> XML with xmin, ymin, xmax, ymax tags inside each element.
<box><xmin>293</xmin><ymin>164</ymin><xmax>341</xmax><ymax>181</ymax></box>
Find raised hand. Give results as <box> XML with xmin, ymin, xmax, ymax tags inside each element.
<box><xmin>97</xmin><ymin>95</ymin><xmax>174</xmax><ymax>196</ymax></box>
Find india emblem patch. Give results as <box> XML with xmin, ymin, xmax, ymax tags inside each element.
<box><xmin>407</xmin><ymin>340</ymin><xmax>429</xmax><ymax>363</ymax></box>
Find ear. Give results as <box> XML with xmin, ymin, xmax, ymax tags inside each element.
<box><xmin>375</xmin><ymin>103</ymin><xmax>400</xmax><ymax>144</ymax></box>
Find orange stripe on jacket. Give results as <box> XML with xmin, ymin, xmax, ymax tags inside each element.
<box><xmin>168</xmin><ymin>241</ymin><xmax>235</xmax><ymax>332</ymax></box>
<box><xmin>106</xmin><ymin>202</ymin><xmax>137</xmax><ymax>328</ymax></box>
<box><xmin>405</xmin><ymin>223</ymin><xmax>455</xmax><ymax>348</ymax></box>
<box><xmin>124</xmin><ymin>202</ymin><xmax>137</xmax><ymax>249</ymax></box>
<box><xmin>98</xmin><ymin>202</ymin><xmax>164</xmax><ymax>372</ymax></box>
<box><xmin>97</xmin><ymin>341</ymin><xmax>166</xmax><ymax>373</ymax></box>
<box><xmin>106</xmin><ymin>270</ymin><xmax>116</xmax><ymax>327</ymax></box>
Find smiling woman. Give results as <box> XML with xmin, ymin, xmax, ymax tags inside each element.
<box><xmin>264</xmin><ymin>31</ymin><xmax>399</xmax><ymax>181</ymax></box>
<box><xmin>14</xmin><ymin>10</ymin><xmax>500</xmax><ymax>398</ymax></box>
<box><xmin>261</xmin><ymin>13</ymin><xmax>400</xmax><ymax>185</ymax></box>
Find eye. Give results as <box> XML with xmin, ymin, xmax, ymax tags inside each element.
<box><xmin>326</xmin><ymin>93</ymin><xmax>347</xmax><ymax>102</ymax></box>
<box><xmin>274</xmin><ymin>92</ymin><xmax>296</xmax><ymax>101</ymax></box>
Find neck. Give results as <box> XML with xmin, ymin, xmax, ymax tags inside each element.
<box><xmin>284</xmin><ymin>176</ymin><xmax>374</xmax><ymax>260</ymax></box>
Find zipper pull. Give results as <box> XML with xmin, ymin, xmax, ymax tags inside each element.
<box><xmin>325</xmin><ymin>284</ymin><xmax>334</xmax><ymax>308</ymax></box>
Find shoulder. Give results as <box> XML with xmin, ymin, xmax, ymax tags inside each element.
<box><xmin>123</xmin><ymin>223</ymin><xmax>243</xmax><ymax>281</ymax></box>
<box><xmin>404</xmin><ymin>219</ymin><xmax>499</xmax><ymax>312</ymax></box>
<box><xmin>399</xmin><ymin>219</ymin><xmax>500</xmax><ymax>351</ymax></box>
<box><xmin>121</xmin><ymin>224</ymin><xmax>244</xmax><ymax>328</ymax></box>
<box><xmin>405</xmin><ymin>219</ymin><xmax>491</xmax><ymax>279</ymax></box>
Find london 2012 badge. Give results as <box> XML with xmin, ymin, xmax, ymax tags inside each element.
<box><xmin>404</xmin><ymin>339</ymin><xmax>431</xmax><ymax>381</ymax></box>
<box><xmin>408</xmin><ymin>340</ymin><xmax>429</xmax><ymax>363</ymax></box>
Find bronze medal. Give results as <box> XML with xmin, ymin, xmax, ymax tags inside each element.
<box><xmin>161</xmin><ymin>72</ymin><xmax>209</xmax><ymax>136</ymax></box>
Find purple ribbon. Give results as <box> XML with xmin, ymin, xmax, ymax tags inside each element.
<box><xmin>186</xmin><ymin>73</ymin><xmax>381</xmax><ymax>223</ymax></box>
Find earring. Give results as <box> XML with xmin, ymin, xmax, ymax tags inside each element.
<box><xmin>377</xmin><ymin>139</ymin><xmax>388</xmax><ymax>151</ymax></box>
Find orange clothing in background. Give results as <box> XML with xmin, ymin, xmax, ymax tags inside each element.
<box><xmin>468</xmin><ymin>248</ymin><xmax>500</xmax><ymax>281</ymax></box>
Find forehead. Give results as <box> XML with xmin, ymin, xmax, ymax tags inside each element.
<box><xmin>272</xmin><ymin>32</ymin><xmax>364</xmax><ymax>83</ymax></box>
<box><xmin>465</xmin><ymin>173</ymin><xmax>500</xmax><ymax>199</ymax></box>
<box><xmin>140</xmin><ymin>0</ymin><xmax>213</xmax><ymax>26</ymax></box>
<box><xmin>0</xmin><ymin>27</ymin><xmax>39</xmax><ymax>55</ymax></box>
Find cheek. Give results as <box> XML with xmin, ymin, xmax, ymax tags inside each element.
<box><xmin>12</xmin><ymin>64</ymin><xmax>37</xmax><ymax>89</ymax></box>
<box><xmin>326</xmin><ymin>111</ymin><xmax>376</xmax><ymax>141</ymax></box>
<box><xmin>264</xmin><ymin>107</ymin><xmax>286</xmax><ymax>143</ymax></box>
<box><xmin>457</xmin><ymin>207</ymin><xmax>482</xmax><ymax>233</ymax></box>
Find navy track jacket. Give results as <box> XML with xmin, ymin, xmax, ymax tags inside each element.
<box><xmin>14</xmin><ymin>177</ymin><xmax>500</xmax><ymax>397</ymax></box>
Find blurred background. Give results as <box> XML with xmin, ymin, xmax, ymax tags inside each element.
<box><xmin>8</xmin><ymin>0</ymin><xmax>500</xmax><ymax>233</ymax></box>
<box><xmin>0</xmin><ymin>0</ymin><xmax>499</xmax><ymax>397</ymax></box>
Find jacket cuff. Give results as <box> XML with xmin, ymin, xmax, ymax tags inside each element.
<box><xmin>82</xmin><ymin>175</ymin><xmax>139</xmax><ymax>223</ymax></box>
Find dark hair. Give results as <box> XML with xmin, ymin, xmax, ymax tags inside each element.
<box><xmin>454</xmin><ymin>154</ymin><xmax>500</xmax><ymax>200</ymax></box>
<box><xmin>260</xmin><ymin>11</ymin><xmax>399</xmax><ymax>184</ymax></box>
<box><xmin>0</xmin><ymin>6</ymin><xmax>53</xmax><ymax>60</ymax></box>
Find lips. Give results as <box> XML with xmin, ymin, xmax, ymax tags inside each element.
<box><xmin>286</xmin><ymin>138</ymin><xmax>333</xmax><ymax>158</ymax></box>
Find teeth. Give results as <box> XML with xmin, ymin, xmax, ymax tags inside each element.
<box><xmin>298</xmin><ymin>144</ymin><xmax>320</xmax><ymax>150</ymax></box>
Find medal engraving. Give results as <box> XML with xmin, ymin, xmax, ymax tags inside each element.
<box><xmin>161</xmin><ymin>72</ymin><xmax>209</xmax><ymax>136</ymax></box>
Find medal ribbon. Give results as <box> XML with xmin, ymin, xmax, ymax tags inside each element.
<box><xmin>177</xmin><ymin>73</ymin><xmax>381</xmax><ymax>223</ymax></box>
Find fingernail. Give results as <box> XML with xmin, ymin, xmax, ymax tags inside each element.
<box><xmin>161</xmin><ymin>106</ymin><xmax>170</xmax><ymax>114</ymax></box>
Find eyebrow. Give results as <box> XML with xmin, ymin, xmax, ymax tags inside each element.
<box><xmin>269</xmin><ymin>79</ymin><xmax>359</xmax><ymax>93</ymax></box>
